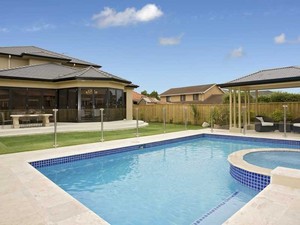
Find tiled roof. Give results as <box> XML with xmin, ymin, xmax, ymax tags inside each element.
<box><xmin>160</xmin><ymin>84</ymin><xmax>216</xmax><ymax>96</ymax></box>
<box><xmin>219</xmin><ymin>66</ymin><xmax>300</xmax><ymax>87</ymax></box>
<box><xmin>132</xmin><ymin>91</ymin><xmax>145</xmax><ymax>102</ymax></box>
<box><xmin>58</xmin><ymin>66</ymin><xmax>131</xmax><ymax>83</ymax></box>
<box><xmin>0</xmin><ymin>63</ymin><xmax>132</xmax><ymax>84</ymax></box>
<box><xmin>0</xmin><ymin>63</ymin><xmax>76</xmax><ymax>80</ymax></box>
<box><xmin>0</xmin><ymin>46</ymin><xmax>100</xmax><ymax>68</ymax></box>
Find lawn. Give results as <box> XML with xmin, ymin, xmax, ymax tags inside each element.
<box><xmin>0</xmin><ymin>123</ymin><xmax>202</xmax><ymax>154</ymax></box>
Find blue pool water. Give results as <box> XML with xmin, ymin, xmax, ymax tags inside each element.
<box><xmin>244</xmin><ymin>151</ymin><xmax>300</xmax><ymax>170</ymax></box>
<box><xmin>36</xmin><ymin>136</ymin><xmax>299</xmax><ymax>225</ymax></box>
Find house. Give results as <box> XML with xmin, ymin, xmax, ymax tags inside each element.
<box><xmin>132</xmin><ymin>91</ymin><xmax>160</xmax><ymax>105</ymax></box>
<box><xmin>132</xmin><ymin>91</ymin><xmax>144</xmax><ymax>104</ymax></box>
<box><xmin>0</xmin><ymin>46</ymin><xmax>138</xmax><ymax>122</ymax></box>
<box><xmin>138</xmin><ymin>96</ymin><xmax>160</xmax><ymax>105</ymax></box>
<box><xmin>160</xmin><ymin>84</ymin><xmax>224</xmax><ymax>104</ymax></box>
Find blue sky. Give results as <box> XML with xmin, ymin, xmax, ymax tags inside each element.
<box><xmin>1</xmin><ymin>0</ymin><xmax>300</xmax><ymax>93</ymax></box>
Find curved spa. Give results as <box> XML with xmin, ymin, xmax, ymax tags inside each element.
<box><xmin>228</xmin><ymin>148</ymin><xmax>300</xmax><ymax>191</ymax></box>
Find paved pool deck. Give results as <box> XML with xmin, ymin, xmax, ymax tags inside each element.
<box><xmin>0</xmin><ymin>120</ymin><xmax>148</xmax><ymax>137</ymax></box>
<box><xmin>0</xmin><ymin>127</ymin><xmax>300</xmax><ymax>225</ymax></box>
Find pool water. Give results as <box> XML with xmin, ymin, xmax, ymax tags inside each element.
<box><xmin>37</xmin><ymin>136</ymin><xmax>297</xmax><ymax>225</ymax></box>
<box><xmin>244</xmin><ymin>151</ymin><xmax>300</xmax><ymax>170</ymax></box>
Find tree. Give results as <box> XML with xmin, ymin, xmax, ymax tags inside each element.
<box><xmin>149</xmin><ymin>91</ymin><xmax>160</xmax><ymax>100</ymax></box>
<box><xmin>141</xmin><ymin>90</ymin><xmax>148</xmax><ymax>96</ymax></box>
<box><xmin>140</xmin><ymin>90</ymin><xmax>160</xmax><ymax>100</ymax></box>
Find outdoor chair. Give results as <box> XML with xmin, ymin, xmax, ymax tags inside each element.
<box><xmin>255</xmin><ymin>115</ymin><xmax>276</xmax><ymax>132</ymax></box>
<box><xmin>292</xmin><ymin>118</ymin><xmax>300</xmax><ymax>133</ymax></box>
<box><xmin>0</xmin><ymin>112</ymin><xmax>12</xmax><ymax>128</ymax></box>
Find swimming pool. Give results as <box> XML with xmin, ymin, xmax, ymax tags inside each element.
<box><xmin>34</xmin><ymin>135</ymin><xmax>299</xmax><ymax>225</ymax></box>
<box><xmin>244</xmin><ymin>150</ymin><xmax>300</xmax><ymax>170</ymax></box>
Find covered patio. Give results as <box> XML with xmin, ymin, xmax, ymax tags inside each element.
<box><xmin>219</xmin><ymin>66</ymin><xmax>300</xmax><ymax>133</ymax></box>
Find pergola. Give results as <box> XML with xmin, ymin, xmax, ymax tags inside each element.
<box><xmin>218</xmin><ymin>66</ymin><xmax>300</xmax><ymax>132</ymax></box>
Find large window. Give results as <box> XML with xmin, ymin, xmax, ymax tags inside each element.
<box><xmin>43</xmin><ymin>90</ymin><xmax>56</xmax><ymax>109</ymax></box>
<box><xmin>94</xmin><ymin>88</ymin><xmax>107</xmax><ymax>108</ymax></box>
<box><xmin>166</xmin><ymin>96</ymin><xmax>171</xmax><ymax>102</ymax></box>
<box><xmin>193</xmin><ymin>94</ymin><xmax>199</xmax><ymax>101</ymax></box>
<box><xmin>180</xmin><ymin>95</ymin><xmax>186</xmax><ymax>102</ymax></box>
<box><xmin>11</xmin><ymin>88</ymin><xmax>27</xmax><ymax>111</ymax></box>
<box><xmin>27</xmin><ymin>89</ymin><xmax>42</xmax><ymax>111</ymax></box>
<box><xmin>0</xmin><ymin>87</ymin><xmax>126</xmax><ymax>122</ymax></box>
<box><xmin>0</xmin><ymin>89</ymin><xmax>9</xmax><ymax>110</ymax></box>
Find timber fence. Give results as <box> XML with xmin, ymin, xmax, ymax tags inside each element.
<box><xmin>133</xmin><ymin>102</ymin><xmax>300</xmax><ymax>125</ymax></box>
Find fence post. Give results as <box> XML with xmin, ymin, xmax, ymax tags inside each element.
<box><xmin>242</xmin><ymin>106</ymin><xmax>246</xmax><ymax>135</ymax></box>
<box><xmin>53</xmin><ymin>109</ymin><xmax>58</xmax><ymax>148</ymax></box>
<box><xmin>100</xmin><ymin>108</ymin><xmax>104</xmax><ymax>142</ymax></box>
<box><xmin>163</xmin><ymin>107</ymin><xmax>166</xmax><ymax>133</ymax></box>
<box><xmin>283</xmin><ymin>105</ymin><xmax>288</xmax><ymax>138</ymax></box>
<box><xmin>210</xmin><ymin>106</ymin><xmax>214</xmax><ymax>133</ymax></box>
<box><xmin>136</xmin><ymin>108</ymin><xmax>139</xmax><ymax>137</ymax></box>
<box><xmin>184</xmin><ymin>106</ymin><xmax>188</xmax><ymax>130</ymax></box>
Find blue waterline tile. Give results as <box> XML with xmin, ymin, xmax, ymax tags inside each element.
<box><xmin>30</xmin><ymin>133</ymin><xmax>300</xmax><ymax>168</ymax></box>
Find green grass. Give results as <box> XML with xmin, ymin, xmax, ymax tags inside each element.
<box><xmin>0</xmin><ymin>123</ymin><xmax>202</xmax><ymax>155</ymax></box>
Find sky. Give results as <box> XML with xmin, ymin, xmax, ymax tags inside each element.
<box><xmin>1</xmin><ymin>0</ymin><xmax>300</xmax><ymax>93</ymax></box>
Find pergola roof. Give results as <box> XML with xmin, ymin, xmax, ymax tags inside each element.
<box><xmin>219</xmin><ymin>66</ymin><xmax>300</xmax><ymax>90</ymax></box>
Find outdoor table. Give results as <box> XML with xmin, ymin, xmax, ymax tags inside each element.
<box><xmin>10</xmin><ymin>114</ymin><xmax>53</xmax><ymax>128</ymax></box>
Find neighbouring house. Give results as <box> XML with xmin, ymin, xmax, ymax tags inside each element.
<box><xmin>132</xmin><ymin>91</ymin><xmax>144</xmax><ymax>104</ymax></box>
<box><xmin>138</xmin><ymin>96</ymin><xmax>160</xmax><ymax>105</ymax></box>
<box><xmin>160</xmin><ymin>84</ymin><xmax>224</xmax><ymax>104</ymax></box>
<box><xmin>132</xmin><ymin>91</ymin><xmax>160</xmax><ymax>105</ymax></box>
<box><xmin>0</xmin><ymin>46</ymin><xmax>138</xmax><ymax>122</ymax></box>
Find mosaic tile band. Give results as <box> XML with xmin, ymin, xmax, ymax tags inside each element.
<box><xmin>230</xmin><ymin>164</ymin><xmax>271</xmax><ymax>191</ymax></box>
<box><xmin>30</xmin><ymin>134</ymin><xmax>300</xmax><ymax>168</ymax></box>
<box><xmin>191</xmin><ymin>191</ymin><xmax>239</xmax><ymax>224</ymax></box>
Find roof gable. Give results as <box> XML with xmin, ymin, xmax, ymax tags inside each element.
<box><xmin>57</xmin><ymin>66</ymin><xmax>131</xmax><ymax>83</ymax></box>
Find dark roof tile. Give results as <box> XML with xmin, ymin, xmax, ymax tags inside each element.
<box><xmin>0</xmin><ymin>46</ymin><xmax>101</xmax><ymax>68</ymax></box>
<box><xmin>220</xmin><ymin>66</ymin><xmax>300</xmax><ymax>87</ymax></box>
<box><xmin>0</xmin><ymin>63</ymin><xmax>132</xmax><ymax>84</ymax></box>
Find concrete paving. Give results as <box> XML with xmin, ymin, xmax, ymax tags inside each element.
<box><xmin>0</xmin><ymin>120</ymin><xmax>148</xmax><ymax>137</ymax></box>
<box><xmin>0</xmin><ymin>128</ymin><xmax>300</xmax><ymax>225</ymax></box>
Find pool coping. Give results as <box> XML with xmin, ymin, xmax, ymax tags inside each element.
<box><xmin>228</xmin><ymin>148</ymin><xmax>300</xmax><ymax>176</ymax></box>
<box><xmin>1</xmin><ymin>129</ymin><xmax>300</xmax><ymax>225</ymax></box>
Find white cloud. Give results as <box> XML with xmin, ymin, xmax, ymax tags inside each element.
<box><xmin>0</xmin><ymin>27</ymin><xmax>8</xmax><ymax>33</ymax></box>
<box><xmin>274</xmin><ymin>33</ymin><xmax>300</xmax><ymax>44</ymax></box>
<box><xmin>23</xmin><ymin>23</ymin><xmax>55</xmax><ymax>32</ymax></box>
<box><xmin>92</xmin><ymin>4</ymin><xmax>163</xmax><ymax>28</ymax></box>
<box><xmin>159</xmin><ymin>34</ymin><xmax>184</xmax><ymax>46</ymax></box>
<box><xmin>230</xmin><ymin>47</ymin><xmax>244</xmax><ymax>58</ymax></box>
<box><xmin>274</xmin><ymin>33</ymin><xmax>286</xmax><ymax>44</ymax></box>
